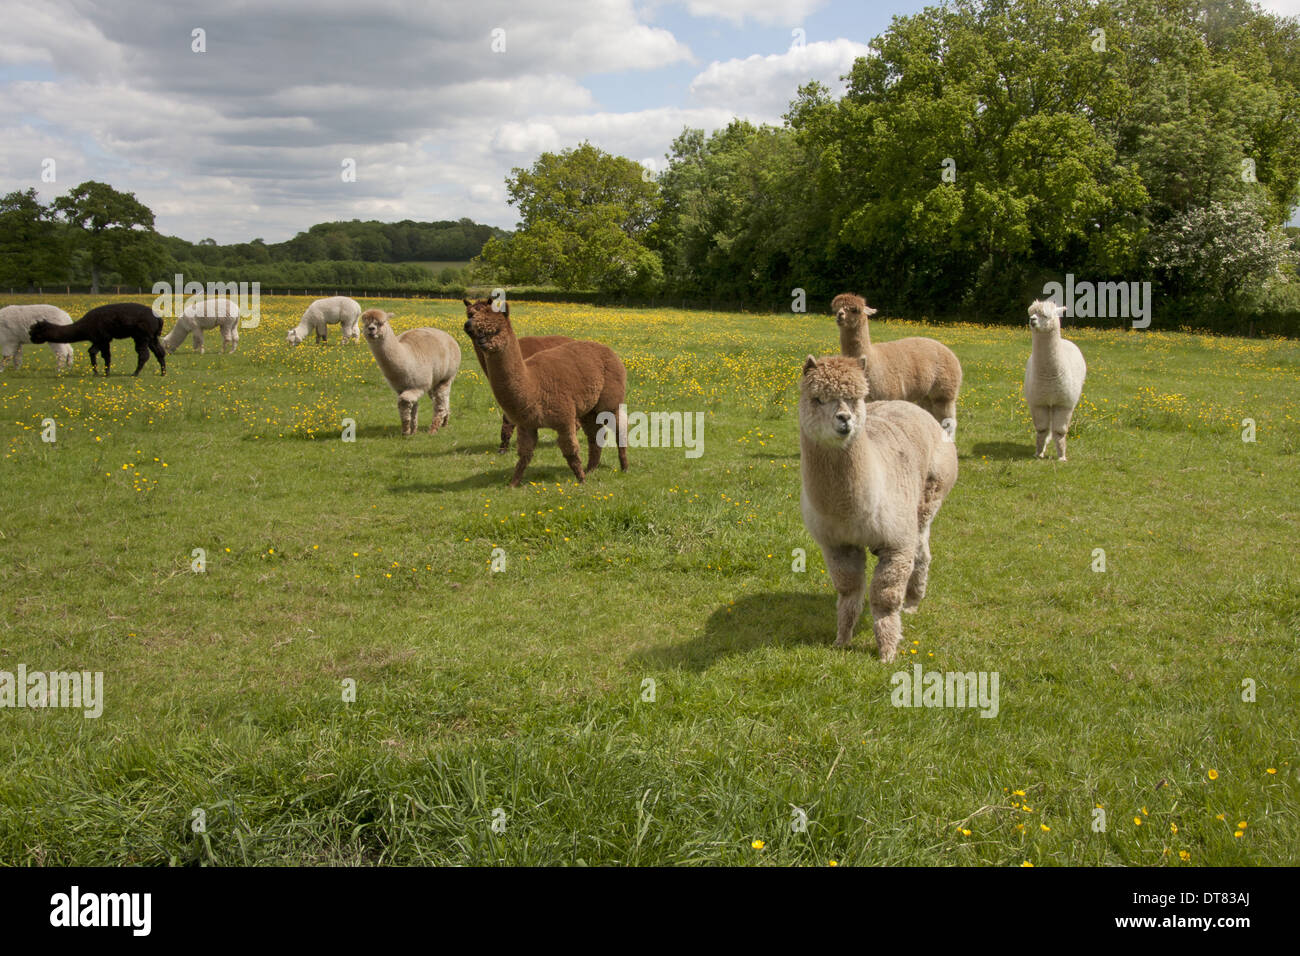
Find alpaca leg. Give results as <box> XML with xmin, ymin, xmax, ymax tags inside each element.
<box><xmin>616</xmin><ymin>403</ymin><xmax>629</xmax><ymax>471</ymax></box>
<box><xmin>580</xmin><ymin>414</ymin><xmax>602</xmax><ymax>472</ymax></box>
<box><xmin>100</xmin><ymin>340</ymin><xmax>112</xmax><ymax>376</ymax></box>
<box><xmin>430</xmin><ymin>379</ymin><xmax>452</xmax><ymax>431</ymax></box>
<box><xmin>194</xmin><ymin>328</ymin><xmax>205</xmax><ymax>354</ymax></box>
<box><xmin>509</xmin><ymin>428</ymin><xmax>538</xmax><ymax>487</ymax></box>
<box><xmin>870</xmin><ymin>548</ymin><xmax>915</xmax><ymax>662</ymax></box>
<box><xmin>906</xmin><ymin>477</ymin><xmax>947</xmax><ymax>611</ymax></box>
<box><xmin>557</xmin><ymin>421</ymin><xmax>586</xmax><ymax>483</ymax></box>
<box><xmin>498</xmin><ymin>416</ymin><xmax>515</xmax><ymax>452</ymax></box>
<box><xmin>399</xmin><ymin>389</ymin><xmax>422</xmax><ymax>436</ymax></box>
<box><xmin>9</xmin><ymin>345</ymin><xmax>20</xmax><ymax>369</ymax></box>
<box><xmin>88</xmin><ymin>343</ymin><xmax>99</xmax><ymax>375</ymax></box>
<box><xmin>1052</xmin><ymin>405</ymin><xmax>1073</xmax><ymax>462</ymax></box>
<box><xmin>1031</xmin><ymin>404</ymin><xmax>1051</xmax><ymax>458</ymax></box>
<box><xmin>936</xmin><ymin>397</ymin><xmax>958</xmax><ymax>441</ymax></box>
<box><xmin>823</xmin><ymin>544</ymin><xmax>866</xmax><ymax>648</ymax></box>
<box><xmin>148</xmin><ymin>336</ymin><xmax>166</xmax><ymax>375</ymax></box>
<box><xmin>132</xmin><ymin>339</ymin><xmax>149</xmax><ymax>376</ymax></box>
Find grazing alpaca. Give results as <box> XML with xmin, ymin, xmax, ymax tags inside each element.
<box><xmin>830</xmin><ymin>293</ymin><xmax>963</xmax><ymax>438</ymax></box>
<box><xmin>800</xmin><ymin>355</ymin><xmax>958</xmax><ymax>661</ymax></box>
<box><xmin>30</xmin><ymin>303</ymin><xmax>165</xmax><ymax>376</ymax></box>
<box><xmin>161</xmin><ymin>297</ymin><xmax>240</xmax><ymax>354</ymax></box>
<box><xmin>1024</xmin><ymin>299</ymin><xmax>1087</xmax><ymax>461</ymax></box>
<box><xmin>287</xmin><ymin>296</ymin><xmax>361</xmax><ymax>345</ymax></box>
<box><xmin>361</xmin><ymin>309</ymin><xmax>462</xmax><ymax>436</ymax></box>
<box><xmin>461</xmin><ymin>300</ymin><xmax>574</xmax><ymax>451</ymax></box>
<box><xmin>0</xmin><ymin>305</ymin><xmax>74</xmax><ymax>369</ymax></box>
<box><xmin>462</xmin><ymin>297</ymin><xmax>628</xmax><ymax>487</ymax></box>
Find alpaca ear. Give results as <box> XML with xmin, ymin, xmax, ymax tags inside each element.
<box><xmin>803</xmin><ymin>355</ymin><xmax>817</xmax><ymax>375</ymax></box>
<box><xmin>863</xmin><ymin>303</ymin><xmax>878</xmax><ymax>317</ymax></box>
<box><xmin>462</xmin><ymin>298</ymin><xmax>472</xmax><ymax>308</ymax></box>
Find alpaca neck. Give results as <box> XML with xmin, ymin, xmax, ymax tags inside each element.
<box><xmin>479</xmin><ymin>330</ymin><xmax>533</xmax><ymax>416</ymax></box>
<box><xmin>366</xmin><ymin>328</ymin><xmax>405</xmax><ymax>369</ymax></box>
<box><xmin>1030</xmin><ymin>328</ymin><xmax>1065</xmax><ymax>371</ymax></box>
<box><xmin>840</xmin><ymin>323</ymin><xmax>870</xmax><ymax>358</ymax></box>
<box><xmin>38</xmin><ymin>323</ymin><xmax>83</xmax><ymax>343</ymax></box>
<box><xmin>801</xmin><ymin>431</ymin><xmax>881</xmax><ymax>517</ymax></box>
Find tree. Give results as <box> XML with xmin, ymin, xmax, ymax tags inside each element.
<box><xmin>476</xmin><ymin>143</ymin><xmax>662</xmax><ymax>293</ymax></box>
<box><xmin>0</xmin><ymin>189</ymin><xmax>64</xmax><ymax>290</ymax></box>
<box><xmin>52</xmin><ymin>181</ymin><xmax>157</xmax><ymax>292</ymax></box>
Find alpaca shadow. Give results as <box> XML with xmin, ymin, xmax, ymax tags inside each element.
<box><xmin>633</xmin><ymin>591</ymin><xmax>853</xmax><ymax>673</ymax></box>
<box><xmin>388</xmin><ymin>471</ymin><xmax>504</xmax><ymax>494</ymax></box>
<box><xmin>747</xmin><ymin>451</ymin><xmax>799</xmax><ymax>461</ymax></box>
<box><xmin>968</xmin><ymin>441</ymin><xmax>1032</xmax><ymax>461</ymax></box>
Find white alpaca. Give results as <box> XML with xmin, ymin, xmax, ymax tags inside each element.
<box><xmin>800</xmin><ymin>355</ymin><xmax>958</xmax><ymax>661</ymax></box>
<box><xmin>161</xmin><ymin>298</ymin><xmax>241</xmax><ymax>354</ymax></box>
<box><xmin>287</xmin><ymin>296</ymin><xmax>361</xmax><ymax>346</ymax></box>
<box><xmin>361</xmin><ymin>309</ymin><xmax>462</xmax><ymax>436</ymax></box>
<box><xmin>0</xmin><ymin>305</ymin><xmax>74</xmax><ymax>369</ymax></box>
<box><xmin>1024</xmin><ymin>299</ymin><xmax>1086</xmax><ymax>461</ymax></box>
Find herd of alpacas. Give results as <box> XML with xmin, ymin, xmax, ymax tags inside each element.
<box><xmin>3</xmin><ymin>292</ymin><xmax>1087</xmax><ymax>660</ymax></box>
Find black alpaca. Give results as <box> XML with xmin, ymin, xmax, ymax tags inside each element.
<box><xmin>30</xmin><ymin>303</ymin><xmax>166</xmax><ymax>376</ymax></box>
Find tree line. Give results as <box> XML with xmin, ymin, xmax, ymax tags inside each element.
<box><xmin>478</xmin><ymin>0</ymin><xmax>1300</xmax><ymax>330</ymax></box>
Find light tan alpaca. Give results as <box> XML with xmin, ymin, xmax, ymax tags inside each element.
<box><xmin>463</xmin><ymin>298</ymin><xmax>628</xmax><ymax>487</ymax></box>
<box><xmin>361</xmin><ymin>309</ymin><xmax>461</xmax><ymax>436</ymax></box>
<box><xmin>830</xmin><ymin>293</ymin><xmax>963</xmax><ymax>438</ymax></box>
<box><xmin>800</xmin><ymin>355</ymin><xmax>958</xmax><ymax>661</ymax></box>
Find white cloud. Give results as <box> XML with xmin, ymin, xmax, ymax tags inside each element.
<box><xmin>689</xmin><ymin>38</ymin><xmax>872</xmax><ymax>122</ymax></box>
<box><xmin>679</xmin><ymin>0</ymin><xmax>827</xmax><ymax>28</ymax></box>
<box><xmin>1257</xmin><ymin>1</ymin><xmax>1300</xmax><ymax>16</ymax></box>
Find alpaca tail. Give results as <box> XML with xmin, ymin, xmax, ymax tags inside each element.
<box><xmin>617</xmin><ymin>402</ymin><xmax>629</xmax><ymax>471</ymax></box>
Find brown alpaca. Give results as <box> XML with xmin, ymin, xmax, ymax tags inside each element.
<box><xmin>462</xmin><ymin>298</ymin><xmax>628</xmax><ymax>487</ymax></box>
<box><xmin>830</xmin><ymin>293</ymin><xmax>963</xmax><ymax>438</ymax></box>
<box><xmin>461</xmin><ymin>303</ymin><xmax>574</xmax><ymax>451</ymax></box>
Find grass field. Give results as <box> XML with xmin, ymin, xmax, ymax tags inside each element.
<box><xmin>0</xmin><ymin>294</ymin><xmax>1297</xmax><ymax>866</ymax></box>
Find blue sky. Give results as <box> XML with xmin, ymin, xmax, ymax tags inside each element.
<box><xmin>0</xmin><ymin>0</ymin><xmax>1294</xmax><ymax>243</ymax></box>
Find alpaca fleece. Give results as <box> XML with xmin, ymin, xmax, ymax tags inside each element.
<box><xmin>1024</xmin><ymin>299</ymin><xmax>1086</xmax><ymax>460</ymax></box>
<box><xmin>162</xmin><ymin>297</ymin><xmax>241</xmax><ymax>354</ymax></box>
<box><xmin>830</xmin><ymin>292</ymin><xmax>963</xmax><ymax>437</ymax></box>
<box><xmin>463</xmin><ymin>298</ymin><xmax>628</xmax><ymax>487</ymax></box>
<box><xmin>467</xmin><ymin>328</ymin><xmax>575</xmax><ymax>451</ymax></box>
<box><xmin>0</xmin><ymin>305</ymin><xmax>74</xmax><ymax>369</ymax></box>
<box><xmin>287</xmin><ymin>296</ymin><xmax>361</xmax><ymax>345</ymax></box>
<box><xmin>800</xmin><ymin>354</ymin><xmax>957</xmax><ymax>661</ymax></box>
<box><xmin>361</xmin><ymin>309</ymin><xmax>461</xmax><ymax>436</ymax></box>
<box><xmin>30</xmin><ymin>303</ymin><xmax>165</xmax><ymax>376</ymax></box>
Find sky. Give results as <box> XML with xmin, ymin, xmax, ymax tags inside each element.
<box><xmin>1</xmin><ymin>0</ymin><xmax>1297</xmax><ymax>245</ymax></box>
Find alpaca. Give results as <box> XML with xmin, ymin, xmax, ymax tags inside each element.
<box><xmin>800</xmin><ymin>354</ymin><xmax>958</xmax><ymax>661</ymax></box>
<box><xmin>30</xmin><ymin>303</ymin><xmax>165</xmax><ymax>376</ymax></box>
<box><xmin>361</xmin><ymin>309</ymin><xmax>462</xmax><ymax>436</ymax></box>
<box><xmin>161</xmin><ymin>297</ymin><xmax>240</xmax><ymax>354</ymax></box>
<box><xmin>1024</xmin><ymin>299</ymin><xmax>1087</xmax><ymax>461</ymax></box>
<box><xmin>830</xmin><ymin>293</ymin><xmax>963</xmax><ymax>438</ymax></box>
<box><xmin>287</xmin><ymin>296</ymin><xmax>361</xmax><ymax>345</ymax></box>
<box><xmin>462</xmin><ymin>298</ymin><xmax>628</xmax><ymax>486</ymax></box>
<box><xmin>461</xmin><ymin>300</ymin><xmax>575</xmax><ymax>451</ymax></box>
<box><xmin>0</xmin><ymin>305</ymin><xmax>75</xmax><ymax>369</ymax></box>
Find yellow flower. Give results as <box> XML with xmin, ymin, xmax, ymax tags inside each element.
<box><xmin>1133</xmin><ymin>817</ymin><xmax>1142</xmax><ymax>826</ymax></box>
<box><xmin>1216</xmin><ymin>813</ymin><xmax>1225</xmax><ymax>821</ymax></box>
<box><xmin>1020</xmin><ymin>861</ymin><xmax>1034</xmax><ymax>867</ymax></box>
<box><xmin>1207</xmin><ymin>769</ymin><xmax>1219</xmax><ymax>780</ymax></box>
<box><xmin>1237</xmin><ymin>821</ymin><xmax>1247</xmax><ymax>829</ymax></box>
<box><xmin>1233</xmin><ymin>830</ymin><xmax>1243</xmax><ymax>838</ymax></box>
<box><xmin>828</xmin><ymin>860</ymin><xmax>838</xmax><ymax>867</ymax></box>
<box><xmin>1179</xmin><ymin>850</ymin><xmax>1190</xmax><ymax>861</ymax></box>
<box><xmin>960</xmin><ymin>828</ymin><xmax>971</xmax><ymax>836</ymax></box>
<box><xmin>1170</xmin><ymin>823</ymin><xmax>1178</xmax><ymax>834</ymax></box>
<box><xmin>1266</xmin><ymin>768</ymin><xmax>1277</xmax><ymax>774</ymax></box>
<box><xmin>751</xmin><ymin>840</ymin><xmax>765</xmax><ymax>850</ymax></box>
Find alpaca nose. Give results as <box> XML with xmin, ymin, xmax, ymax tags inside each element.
<box><xmin>835</xmin><ymin>411</ymin><xmax>851</xmax><ymax>424</ymax></box>
<box><xmin>463</xmin><ymin>321</ymin><xmax>473</xmax><ymax>337</ymax></box>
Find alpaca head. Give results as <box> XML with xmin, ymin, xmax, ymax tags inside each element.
<box><xmin>28</xmin><ymin>320</ymin><xmax>53</xmax><ymax>344</ymax></box>
<box><xmin>830</xmin><ymin>293</ymin><xmax>877</xmax><ymax>329</ymax></box>
<box><xmin>462</xmin><ymin>297</ymin><xmax>511</xmax><ymax>353</ymax></box>
<box><xmin>799</xmin><ymin>354</ymin><xmax>871</xmax><ymax>446</ymax></box>
<box><xmin>286</xmin><ymin>326</ymin><xmax>304</xmax><ymax>346</ymax></box>
<box><xmin>361</xmin><ymin>309</ymin><xmax>391</xmax><ymax>341</ymax></box>
<box><xmin>1028</xmin><ymin>299</ymin><xmax>1066</xmax><ymax>332</ymax></box>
